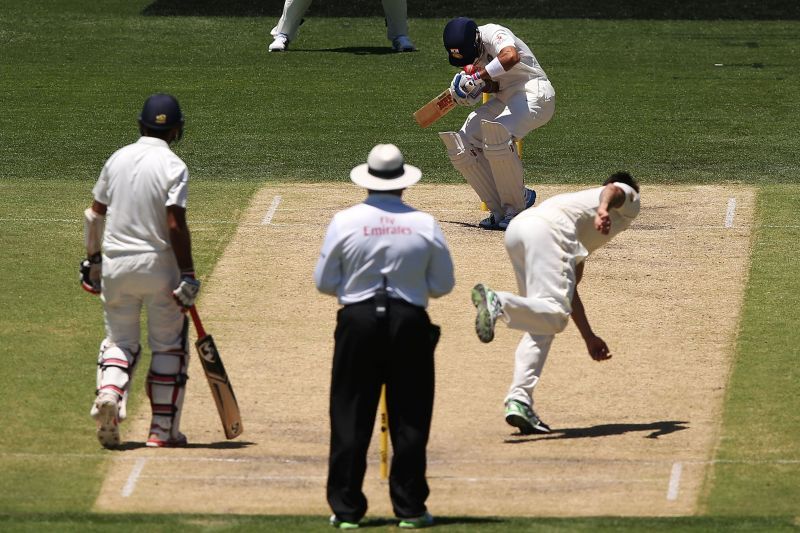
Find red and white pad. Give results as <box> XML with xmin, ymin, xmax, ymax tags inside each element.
<box><xmin>146</xmin><ymin>349</ymin><xmax>189</xmax><ymax>440</ymax></box>
<box><xmin>481</xmin><ymin>120</ymin><xmax>526</xmax><ymax>215</ymax></box>
<box><xmin>92</xmin><ymin>339</ymin><xmax>140</xmax><ymax>421</ymax></box>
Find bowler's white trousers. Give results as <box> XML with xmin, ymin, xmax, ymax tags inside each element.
<box><xmin>498</xmin><ymin>212</ymin><xmax>580</xmax><ymax>407</ymax></box>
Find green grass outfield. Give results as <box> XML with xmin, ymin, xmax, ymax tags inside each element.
<box><xmin>1</xmin><ymin>0</ymin><xmax>798</xmax><ymax>529</ymax></box>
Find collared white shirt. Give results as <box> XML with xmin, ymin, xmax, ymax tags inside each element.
<box><xmin>314</xmin><ymin>193</ymin><xmax>455</xmax><ymax>308</ymax></box>
<box><xmin>92</xmin><ymin>136</ymin><xmax>189</xmax><ymax>257</ymax></box>
<box><xmin>475</xmin><ymin>23</ymin><xmax>549</xmax><ymax>93</ymax></box>
<box><xmin>519</xmin><ymin>183</ymin><xmax>641</xmax><ymax>259</ymax></box>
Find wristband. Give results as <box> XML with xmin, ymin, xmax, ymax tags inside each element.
<box><xmin>485</xmin><ymin>57</ymin><xmax>506</xmax><ymax>79</ymax></box>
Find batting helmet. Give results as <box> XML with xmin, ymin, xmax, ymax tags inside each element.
<box><xmin>443</xmin><ymin>17</ymin><xmax>480</xmax><ymax>67</ymax></box>
<box><xmin>138</xmin><ymin>93</ymin><xmax>184</xmax><ymax>139</ymax></box>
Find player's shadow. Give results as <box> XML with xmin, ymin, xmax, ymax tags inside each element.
<box><xmin>141</xmin><ymin>0</ymin><xmax>800</xmax><ymax>19</ymax></box>
<box><xmin>112</xmin><ymin>440</ymin><xmax>256</xmax><ymax>451</ymax></box>
<box><xmin>290</xmin><ymin>46</ymin><xmax>400</xmax><ymax>56</ymax></box>
<box><xmin>504</xmin><ymin>420</ymin><xmax>689</xmax><ymax>443</ymax></box>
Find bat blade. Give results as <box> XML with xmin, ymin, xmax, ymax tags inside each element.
<box><xmin>195</xmin><ymin>334</ymin><xmax>243</xmax><ymax>439</ymax></box>
<box><xmin>413</xmin><ymin>88</ymin><xmax>456</xmax><ymax>128</ymax></box>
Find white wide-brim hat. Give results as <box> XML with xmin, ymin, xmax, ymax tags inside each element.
<box><xmin>350</xmin><ymin>144</ymin><xmax>422</xmax><ymax>191</ymax></box>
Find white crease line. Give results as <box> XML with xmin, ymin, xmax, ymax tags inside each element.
<box><xmin>261</xmin><ymin>195</ymin><xmax>282</xmax><ymax>225</ymax></box>
<box><xmin>666</xmin><ymin>462</ymin><xmax>683</xmax><ymax>501</ymax></box>
<box><xmin>724</xmin><ymin>197</ymin><xmax>737</xmax><ymax>228</ymax></box>
<box><xmin>121</xmin><ymin>457</ymin><xmax>147</xmax><ymax>498</ymax></box>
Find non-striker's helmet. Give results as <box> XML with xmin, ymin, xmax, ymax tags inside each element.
<box><xmin>138</xmin><ymin>93</ymin><xmax>184</xmax><ymax>138</ymax></box>
<box><xmin>443</xmin><ymin>17</ymin><xmax>479</xmax><ymax>67</ymax></box>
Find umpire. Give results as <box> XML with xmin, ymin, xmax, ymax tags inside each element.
<box><xmin>314</xmin><ymin>144</ymin><xmax>455</xmax><ymax>529</ymax></box>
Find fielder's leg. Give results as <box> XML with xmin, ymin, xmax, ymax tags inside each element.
<box><xmin>269</xmin><ymin>0</ymin><xmax>312</xmax><ymax>51</ymax></box>
<box><xmin>481</xmin><ymin>120</ymin><xmax>526</xmax><ymax>222</ymax></box>
<box><xmin>382</xmin><ymin>0</ymin><xmax>414</xmax><ymax>51</ymax></box>
<box><xmin>438</xmin><ymin>131</ymin><xmax>504</xmax><ymax>227</ymax></box>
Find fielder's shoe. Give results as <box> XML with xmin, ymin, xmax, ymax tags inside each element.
<box><xmin>399</xmin><ymin>511</ymin><xmax>434</xmax><ymax>529</ymax></box>
<box><xmin>146</xmin><ymin>424</ymin><xmax>188</xmax><ymax>448</ymax></box>
<box><xmin>329</xmin><ymin>514</ymin><xmax>360</xmax><ymax>529</ymax></box>
<box><xmin>524</xmin><ymin>187</ymin><xmax>537</xmax><ymax>209</ymax></box>
<box><xmin>478</xmin><ymin>213</ymin><xmax>503</xmax><ymax>230</ymax></box>
<box><xmin>471</xmin><ymin>283</ymin><xmax>503</xmax><ymax>343</ymax></box>
<box><xmin>268</xmin><ymin>33</ymin><xmax>289</xmax><ymax>52</ymax></box>
<box><xmin>92</xmin><ymin>393</ymin><xmax>121</xmax><ymax>449</ymax></box>
<box><xmin>505</xmin><ymin>399</ymin><xmax>551</xmax><ymax>435</ymax></box>
<box><xmin>392</xmin><ymin>35</ymin><xmax>416</xmax><ymax>52</ymax></box>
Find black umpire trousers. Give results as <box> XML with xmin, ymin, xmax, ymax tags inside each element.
<box><xmin>327</xmin><ymin>298</ymin><xmax>439</xmax><ymax>522</ymax></box>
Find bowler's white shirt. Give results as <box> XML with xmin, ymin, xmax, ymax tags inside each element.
<box><xmin>476</xmin><ymin>23</ymin><xmax>548</xmax><ymax>93</ymax></box>
<box><xmin>314</xmin><ymin>193</ymin><xmax>455</xmax><ymax>308</ymax></box>
<box><xmin>519</xmin><ymin>183</ymin><xmax>640</xmax><ymax>258</ymax></box>
<box><xmin>92</xmin><ymin>136</ymin><xmax>189</xmax><ymax>257</ymax></box>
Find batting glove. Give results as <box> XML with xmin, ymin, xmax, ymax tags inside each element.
<box><xmin>450</xmin><ymin>72</ymin><xmax>484</xmax><ymax>106</ymax></box>
<box><xmin>79</xmin><ymin>253</ymin><xmax>102</xmax><ymax>295</ymax></box>
<box><xmin>172</xmin><ymin>273</ymin><xmax>201</xmax><ymax>309</ymax></box>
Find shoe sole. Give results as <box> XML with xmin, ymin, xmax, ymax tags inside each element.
<box><xmin>95</xmin><ymin>401</ymin><xmax>120</xmax><ymax>448</ymax></box>
<box><xmin>471</xmin><ymin>285</ymin><xmax>495</xmax><ymax>343</ymax></box>
<box><xmin>505</xmin><ymin>413</ymin><xmax>551</xmax><ymax>435</ymax></box>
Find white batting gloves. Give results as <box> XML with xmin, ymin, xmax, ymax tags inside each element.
<box><xmin>173</xmin><ymin>274</ymin><xmax>201</xmax><ymax>309</ymax></box>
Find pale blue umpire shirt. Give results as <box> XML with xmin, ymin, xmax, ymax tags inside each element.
<box><xmin>314</xmin><ymin>193</ymin><xmax>455</xmax><ymax>308</ymax></box>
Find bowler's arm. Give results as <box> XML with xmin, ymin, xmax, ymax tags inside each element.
<box><xmin>594</xmin><ymin>184</ymin><xmax>626</xmax><ymax>235</ymax></box>
<box><xmin>570</xmin><ymin>262</ymin><xmax>612</xmax><ymax>361</ymax></box>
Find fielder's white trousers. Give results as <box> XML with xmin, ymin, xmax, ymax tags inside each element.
<box><xmin>498</xmin><ymin>213</ymin><xmax>579</xmax><ymax>406</ymax></box>
<box><xmin>273</xmin><ymin>0</ymin><xmax>409</xmax><ymax>40</ymax></box>
<box><xmin>101</xmin><ymin>251</ymin><xmax>183</xmax><ymax>354</ymax></box>
<box><xmin>460</xmin><ymin>78</ymin><xmax>556</xmax><ymax>148</ymax></box>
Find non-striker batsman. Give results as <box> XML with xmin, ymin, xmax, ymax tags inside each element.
<box><xmin>81</xmin><ymin>93</ymin><xmax>201</xmax><ymax>448</ymax></box>
<box><xmin>439</xmin><ymin>17</ymin><xmax>556</xmax><ymax>230</ymax></box>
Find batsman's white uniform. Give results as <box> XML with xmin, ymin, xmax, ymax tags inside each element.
<box><xmin>499</xmin><ymin>184</ymin><xmax>640</xmax><ymax>407</ymax></box>
<box><xmin>271</xmin><ymin>0</ymin><xmax>410</xmax><ymax>41</ymax></box>
<box><xmin>91</xmin><ymin>136</ymin><xmax>190</xmax><ymax>439</ymax></box>
<box><xmin>441</xmin><ymin>24</ymin><xmax>555</xmax><ymax>220</ymax></box>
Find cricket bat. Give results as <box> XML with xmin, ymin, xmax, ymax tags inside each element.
<box><xmin>413</xmin><ymin>87</ymin><xmax>456</xmax><ymax>128</ymax></box>
<box><xmin>188</xmin><ymin>305</ymin><xmax>243</xmax><ymax>439</ymax></box>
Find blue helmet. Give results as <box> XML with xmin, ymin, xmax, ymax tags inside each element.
<box><xmin>443</xmin><ymin>17</ymin><xmax>479</xmax><ymax>67</ymax></box>
<box><xmin>138</xmin><ymin>93</ymin><xmax>184</xmax><ymax>137</ymax></box>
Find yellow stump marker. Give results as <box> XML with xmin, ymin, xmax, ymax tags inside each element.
<box><xmin>379</xmin><ymin>384</ymin><xmax>389</xmax><ymax>480</ymax></box>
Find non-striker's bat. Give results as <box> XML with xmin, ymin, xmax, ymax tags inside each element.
<box><xmin>188</xmin><ymin>305</ymin><xmax>243</xmax><ymax>439</ymax></box>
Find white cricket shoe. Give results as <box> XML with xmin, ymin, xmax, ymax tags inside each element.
<box><xmin>269</xmin><ymin>33</ymin><xmax>289</xmax><ymax>52</ymax></box>
<box><xmin>392</xmin><ymin>35</ymin><xmax>416</xmax><ymax>52</ymax></box>
<box><xmin>92</xmin><ymin>393</ymin><xmax>121</xmax><ymax>449</ymax></box>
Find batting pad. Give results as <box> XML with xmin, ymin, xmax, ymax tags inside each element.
<box><xmin>481</xmin><ymin>120</ymin><xmax>525</xmax><ymax>214</ymax></box>
<box><xmin>439</xmin><ymin>131</ymin><xmax>502</xmax><ymax>216</ymax></box>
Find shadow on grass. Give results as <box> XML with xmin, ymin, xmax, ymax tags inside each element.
<box><xmin>142</xmin><ymin>0</ymin><xmax>800</xmax><ymax>19</ymax></box>
<box><xmin>288</xmin><ymin>46</ymin><xmax>401</xmax><ymax>55</ymax></box>
<box><xmin>504</xmin><ymin>420</ymin><xmax>689</xmax><ymax>443</ymax></box>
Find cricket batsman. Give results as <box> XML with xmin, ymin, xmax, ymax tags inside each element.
<box><xmin>81</xmin><ymin>93</ymin><xmax>201</xmax><ymax>448</ymax></box>
<box><xmin>439</xmin><ymin>17</ymin><xmax>556</xmax><ymax>230</ymax></box>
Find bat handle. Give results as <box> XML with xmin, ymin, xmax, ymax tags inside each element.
<box><xmin>188</xmin><ymin>305</ymin><xmax>207</xmax><ymax>338</ymax></box>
